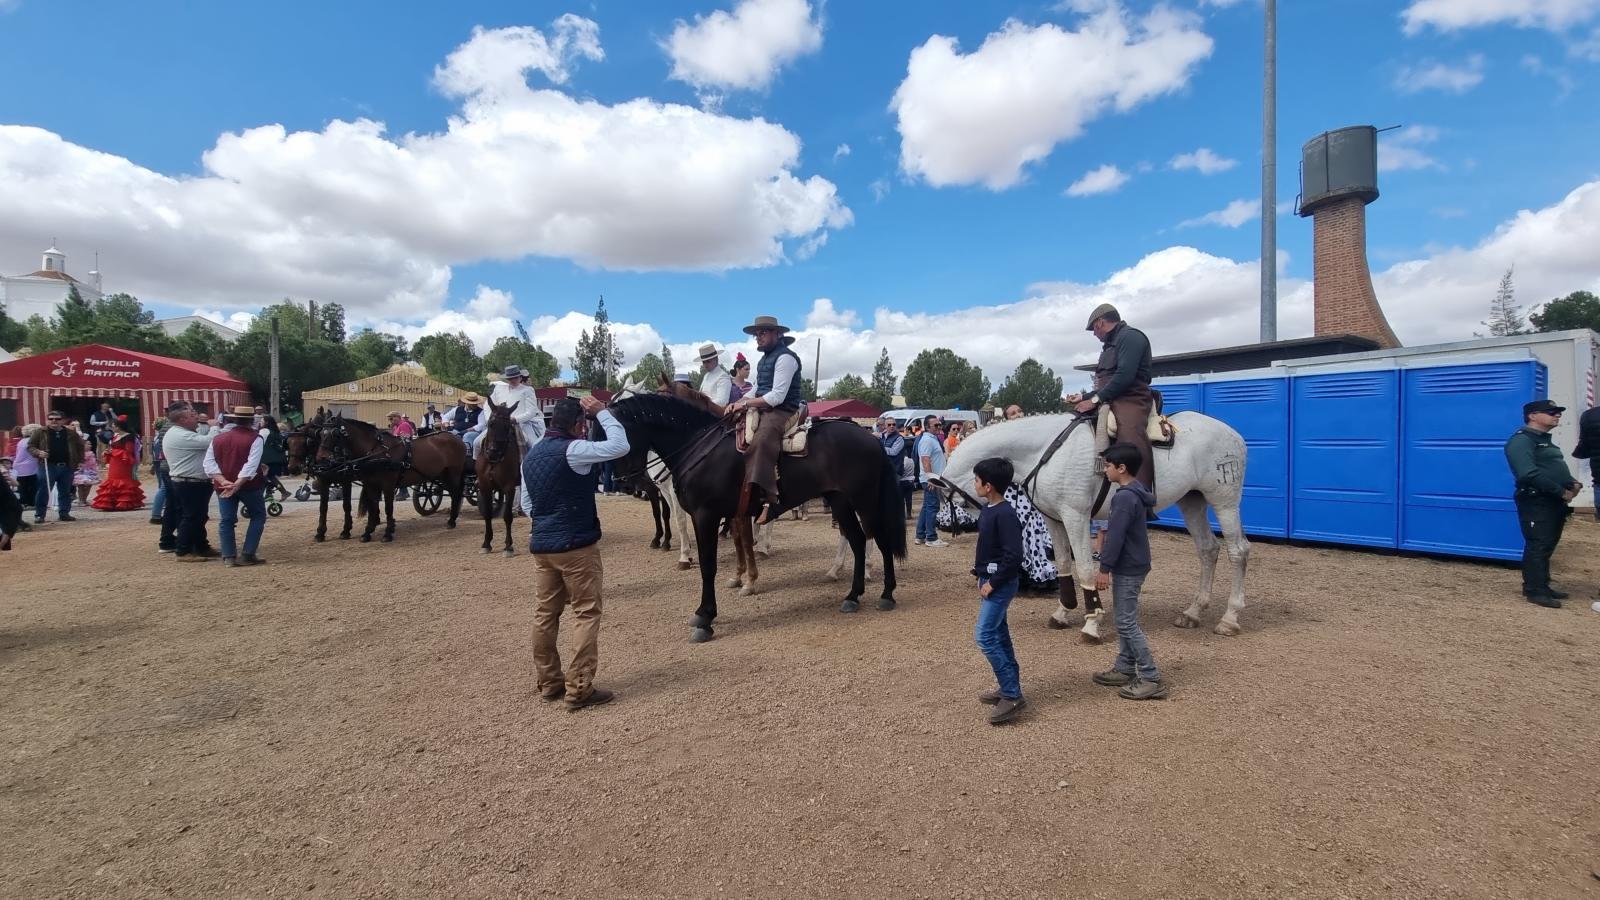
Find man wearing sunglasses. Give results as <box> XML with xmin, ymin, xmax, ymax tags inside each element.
<box><xmin>1504</xmin><ymin>399</ymin><xmax>1582</xmax><ymax>608</ymax></box>
<box><xmin>26</xmin><ymin>410</ymin><xmax>85</xmax><ymax>523</ymax></box>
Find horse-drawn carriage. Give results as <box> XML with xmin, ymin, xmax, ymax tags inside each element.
<box><xmin>411</xmin><ymin>468</ymin><xmax>500</xmax><ymax>517</ymax></box>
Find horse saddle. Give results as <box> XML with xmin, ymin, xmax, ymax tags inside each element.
<box><xmin>1105</xmin><ymin>390</ymin><xmax>1176</xmax><ymax>449</ymax></box>
<box><xmin>736</xmin><ymin>404</ymin><xmax>809</xmax><ymax>456</ymax></box>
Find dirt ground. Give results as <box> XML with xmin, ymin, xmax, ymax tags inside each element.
<box><xmin>3</xmin><ymin>479</ymin><xmax>1599</xmax><ymax>899</ymax></box>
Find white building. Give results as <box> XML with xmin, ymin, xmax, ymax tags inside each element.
<box><xmin>0</xmin><ymin>244</ymin><xmax>104</xmax><ymax>324</ymax></box>
<box><xmin>154</xmin><ymin>315</ymin><xmax>242</xmax><ymax>342</ymax></box>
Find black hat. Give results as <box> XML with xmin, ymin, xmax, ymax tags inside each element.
<box><xmin>1523</xmin><ymin>399</ymin><xmax>1566</xmax><ymax>416</ymax></box>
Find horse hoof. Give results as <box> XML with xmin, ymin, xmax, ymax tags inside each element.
<box><xmin>840</xmin><ymin>598</ymin><xmax>860</xmax><ymax>613</ymax></box>
<box><xmin>1173</xmin><ymin>614</ymin><xmax>1200</xmax><ymax>629</ymax></box>
<box><xmin>1079</xmin><ymin>630</ymin><xmax>1104</xmax><ymax>645</ymax></box>
<box><xmin>676</xmin><ymin>561</ymin><xmax>693</xmax><ymax>571</ymax></box>
<box><xmin>755</xmin><ymin>549</ymin><xmax>770</xmax><ymax>558</ymax></box>
<box><xmin>726</xmin><ymin>577</ymin><xmax>743</xmax><ymax>589</ymax></box>
<box><xmin>360</xmin><ymin>535</ymin><xmax>372</xmax><ymax>543</ymax></box>
<box><xmin>877</xmin><ymin>596</ymin><xmax>896</xmax><ymax>611</ymax></box>
<box><xmin>824</xmin><ymin>570</ymin><xmax>840</xmax><ymax>582</ymax></box>
<box><xmin>446</xmin><ymin>521</ymin><xmax>457</xmax><ymax>529</ymax></box>
<box><xmin>503</xmin><ymin>549</ymin><xmax>515</xmax><ymax>558</ymax></box>
<box><xmin>662</xmin><ymin>542</ymin><xmax>672</xmax><ymax>551</ymax></box>
<box><xmin>1213</xmin><ymin>621</ymin><xmax>1241</xmax><ymax>637</ymax></box>
<box><xmin>339</xmin><ymin>534</ymin><xmax>351</xmax><ymax>541</ymax></box>
<box><xmin>381</xmin><ymin>535</ymin><xmax>393</xmax><ymax>543</ymax></box>
<box><xmin>1047</xmin><ymin>616</ymin><xmax>1071</xmax><ymax>630</ymax></box>
<box><xmin>650</xmin><ymin>539</ymin><xmax>661</xmax><ymax>549</ymax></box>
<box><xmin>739</xmin><ymin>584</ymin><xmax>757</xmax><ymax>597</ymax></box>
<box><xmin>314</xmin><ymin>535</ymin><xmax>326</xmax><ymax>543</ymax></box>
<box><xmin>481</xmin><ymin>547</ymin><xmax>491</xmax><ymax>554</ymax></box>
<box><xmin>690</xmin><ymin>627</ymin><xmax>715</xmax><ymax>643</ymax></box>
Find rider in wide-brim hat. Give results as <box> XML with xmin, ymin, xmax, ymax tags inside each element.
<box><xmin>742</xmin><ymin>315</ymin><xmax>796</xmax><ymax>346</ymax></box>
<box><xmin>459</xmin><ymin>392</ymin><xmax>483</xmax><ymax>406</ymax></box>
<box><xmin>502</xmin><ymin>365</ymin><xmax>528</xmax><ymax>380</ymax></box>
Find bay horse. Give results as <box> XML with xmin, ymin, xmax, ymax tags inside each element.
<box><xmin>475</xmin><ymin>401</ymin><xmax>521</xmax><ymax>555</ymax></box>
<box><xmin>309</xmin><ymin>415</ymin><xmax>467</xmax><ymax>543</ymax></box>
<box><xmin>602</xmin><ymin>393</ymin><xmax>906</xmax><ymax>643</ymax></box>
<box><xmin>932</xmin><ymin>411</ymin><xmax>1251</xmax><ymax>640</ymax></box>
<box><xmin>287</xmin><ymin>421</ymin><xmax>357</xmax><ymax>542</ymax></box>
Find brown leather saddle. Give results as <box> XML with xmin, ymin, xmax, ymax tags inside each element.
<box><xmin>1105</xmin><ymin>389</ymin><xmax>1177</xmax><ymax>448</ymax></box>
<box><xmin>735</xmin><ymin>404</ymin><xmax>809</xmax><ymax>456</ymax></box>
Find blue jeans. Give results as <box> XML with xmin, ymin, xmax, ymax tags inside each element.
<box><xmin>917</xmin><ymin>483</ymin><xmax>940</xmax><ymax>542</ymax></box>
<box><xmin>151</xmin><ymin>463</ymin><xmax>170</xmax><ymax>519</ymax></box>
<box><xmin>1111</xmin><ymin>573</ymin><xmax>1161</xmax><ymax>681</ymax></box>
<box><xmin>35</xmin><ymin>462</ymin><xmax>74</xmax><ymax>519</ymax></box>
<box><xmin>216</xmin><ymin>486</ymin><xmax>266</xmax><ymax>559</ymax></box>
<box><xmin>975</xmin><ymin>578</ymin><xmax>1021</xmax><ymax>699</ymax></box>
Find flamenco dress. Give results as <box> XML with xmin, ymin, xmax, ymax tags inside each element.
<box><xmin>91</xmin><ymin>437</ymin><xmax>146</xmax><ymax>511</ymax></box>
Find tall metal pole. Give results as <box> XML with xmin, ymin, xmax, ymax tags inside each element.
<box><xmin>813</xmin><ymin>338</ymin><xmax>821</xmax><ymax>401</ymax></box>
<box><xmin>1260</xmin><ymin>0</ymin><xmax>1278</xmax><ymax>342</ymax></box>
<box><xmin>269</xmin><ymin>316</ymin><xmax>281</xmax><ymax>416</ymax></box>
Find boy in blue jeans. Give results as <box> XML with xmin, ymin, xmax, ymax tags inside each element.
<box><xmin>971</xmin><ymin>457</ymin><xmax>1025</xmax><ymax>724</ymax></box>
<box><xmin>1091</xmin><ymin>443</ymin><xmax>1168</xmax><ymax>699</ymax></box>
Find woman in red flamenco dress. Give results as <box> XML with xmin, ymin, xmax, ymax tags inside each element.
<box><xmin>91</xmin><ymin>418</ymin><xmax>146</xmax><ymax>512</ymax></box>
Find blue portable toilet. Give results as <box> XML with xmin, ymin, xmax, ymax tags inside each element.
<box><xmin>1202</xmin><ymin>372</ymin><xmax>1290</xmax><ymax>538</ymax></box>
<box><xmin>1289</xmin><ymin>364</ymin><xmax>1400</xmax><ymax>548</ymax></box>
<box><xmin>1150</xmin><ymin>377</ymin><xmax>1202</xmax><ymax>527</ymax></box>
<box><xmin>1399</xmin><ymin>359</ymin><xmax>1546</xmax><ymax>560</ymax></box>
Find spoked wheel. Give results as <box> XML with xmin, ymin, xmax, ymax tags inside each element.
<box><xmin>266</xmin><ymin>499</ymin><xmax>284</xmax><ymax>517</ymax></box>
<box><xmin>412</xmin><ymin>479</ymin><xmax>445</xmax><ymax>516</ymax></box>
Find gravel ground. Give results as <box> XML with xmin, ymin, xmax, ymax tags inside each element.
<box><xmin>3</xmin><ymin>481</ymin><xmax>1599</xmax><ymax>899</ymax></box>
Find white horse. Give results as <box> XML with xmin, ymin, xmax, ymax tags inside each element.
<box><xmin>932</xmin><ymin>411</ymin><xmax>1250</xmax><ymax>640</ymax></box>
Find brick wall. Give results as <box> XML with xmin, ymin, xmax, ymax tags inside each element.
<box><xmin>1312</xmin><ymin>196</ymin><xmax>1401</xmax><ymax>348</ymax></box>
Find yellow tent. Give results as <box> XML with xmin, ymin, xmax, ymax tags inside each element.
<box><xmin>301</xmin><ymin>366</ymin><xmax>465</xmax><ymax>424</ymax></box>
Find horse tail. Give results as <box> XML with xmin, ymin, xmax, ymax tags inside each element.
<box><xmin>875</xmin><ymin>452</ymin><xmax>908</xmax><ymax>560</ymax></box>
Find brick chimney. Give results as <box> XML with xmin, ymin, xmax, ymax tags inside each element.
<box><xmin>1299</xmin><ymin>126</ymin><xmax>1401</xmax><ymax>349</ymax></box>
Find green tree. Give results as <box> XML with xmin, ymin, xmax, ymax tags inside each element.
<box><xmin>410</xmin><ymin>333</ymin><xmax>445</xmax><ymax>366</ymax></box>
<box><xmin>52</xmin><ymin>286</ymin><xmax>98</xmax><ymax>348</ymax></box>
<box><xmin>318</xmin><ymin>302</ymin><xmax>347</xmax><ymax>344</ymax></box>
<box><xmin>23</xmin><ymin>315</ymin><xmax>56</xmax><ymax>351</ymax></box>
<box><xmin>21</xmin><ymin>288</ymin><xmax>175</xmax><ymax>354</ymax></box>
<box><xmin>900</xmin><ymin>347</ymin><xmax>989</xmax><ymax>410</ymax></box>
<box><xmin>348</xmin><ymin>329</ymin><xmax>408</xmax><ymax>378</ymax></box>
<box><xmin>825</xmin><ymin>372</ymin><xmax>891</xmax><ymax>410</ymax></box>
<box><xmin>989</xmin><ymin>358</ymin><xmax>1065</xmax><ymax>413</ymax></box>
<box><xmin>172</xmin><ymin>322</ymin><xmax>234</xmax><ymax>367</ymax></box>
<box><xmin>870</xmin><ymin>348</ymin><xmax>896</xmax><ymax>400</ymax></box>
<box><xmin>661</xmin><ymin>343</ymin><xmax>676</xmax><ymax>379</ymax></box>
<box><xmin>1530</xmin><ymin>290</ymin><xmax>1600</xmax><ymax>332</ymax></box>
<box><xmin>1478</xmin><ymin>267</ymin><xmax>1528</xmax><ymax>337</ymax></box>
<box><xmin>798</xmin><ymin>376</ymin><xmax>817</xmax><ymax>402</ymax></box>
<box><xmin>622</xmin><ymin>352</ymin><xmax>668</xmax><ymax>388</ymax></box>
<box><xmin>482</xmin><ymin>336</ymin><xmax>559</xmax><ymax>386</ymax></box>
<box><xmin>224</xmin><ymin>301</ymin><xmax>354</xmax><ymax>409</ymax></box>
<box><xmin>570</xmin><ymin>297</ymin><xmax>623</xmax><ymax>388</ymax></box>
<box><xmin>418</xmin><ymin>331</ymin><xmax>484</xmax><ymax>392</ymax></box>
<box><xmin>0</xmin><ymin>307</ymin><xmax>26</xmax><ymax>351</ymax></box>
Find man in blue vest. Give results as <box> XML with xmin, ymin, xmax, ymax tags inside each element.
<box><xmin>728</xmin><ymin>315</ymin><xmax>804</xmax><ymax>525</ymax></box>
<box><xmin>523</xmin><ymin>395</ymin><xmax>631</xmax><ymax>710</ymax></box>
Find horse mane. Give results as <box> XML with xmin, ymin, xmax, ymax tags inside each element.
<box><xmin>610</xmin><ymin>393</ymin><xmax>721</xmax><ymax>431</ymax></box>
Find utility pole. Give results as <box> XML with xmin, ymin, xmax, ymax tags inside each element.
<box><xmin>269</xmin><ymin>316</ymin><xmax>281</xmax><ymax>416</ymax></box>
<box><xmin>1260</xmin><ymin>0</ymin><xmax>1278</xmax><ymax>342</ymax></box>
<box><xmin>813</xmin><ymin>338</ymin><xmax>821</xmax><ymax>401</ymax></box>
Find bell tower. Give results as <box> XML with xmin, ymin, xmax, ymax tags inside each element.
<box><xmin>1298</xmin><ymin>126</ymin><xmax>1400</xmax><ymax>348</ymax></box>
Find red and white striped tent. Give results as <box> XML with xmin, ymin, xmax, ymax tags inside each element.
<box><xmin>0</xmin><ymin>344</ymin><xmax>251</xmax><ymax>450</ymax></box>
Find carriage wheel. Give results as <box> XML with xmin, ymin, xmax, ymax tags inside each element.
<box><xmin>412</xmin><ymin>480</ymin><xmax>445</xmax><ymax>516</ymax></box>
<box><xmin>464</xmin><ymin>478</ymin><xmax>481</xmax><ymax>509</ymax></box>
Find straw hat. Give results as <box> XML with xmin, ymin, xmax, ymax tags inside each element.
<box><xmin>224</xmin><ymin>406</ymin><xmax>255</xmax><ymax>422</ymax></box>
<box><xmin>460</xmin><ymin>392</ymin><xmax>483</xmax><ymax>406</ymax></box>
<box><xmin>698</xmin><ymin>342</ymin><xmax>721</xmax><ymax>361</ymax></box>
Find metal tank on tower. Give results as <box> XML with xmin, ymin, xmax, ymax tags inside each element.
<box><xmin>1297</xmin><ymin>125</ymin><xmax>1401</xmax><ymax>349</ymax></box>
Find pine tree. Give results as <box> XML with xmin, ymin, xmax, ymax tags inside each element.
<box><xmin>570</xmin><ymin>297</ymin><xmax>624</xmax><ymax>388</ymax></box>
<box><xmin>870</xmin><ymin>348</ymin><xmax>896</xmax><ymax>400</ymax></box>
<box><xmin>1479</xmin><ymin>267</ymin><xmax>1527</xmax><ymax>337</ymax></box>
<box><xmin>661</xmin><ymin>343</ymin><xmax>675</xmax><ymax>379</ymax></box>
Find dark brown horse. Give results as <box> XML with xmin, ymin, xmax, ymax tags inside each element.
<box><xmin>475</xmin><ymin>401</ymin><xmax>522</xmax><ymax>555</ymax></box>
<box><xmin>603</xmin><ymin>393</ymin><xmax>906</xmax><ymax>643</ymax></box>
<box><xmin>309</xmin><ymin>415</ymin><xmax>467</xmax><ymax>542</ymax></box>
<box><xmin>287</xmin><ymin>422</ymin><xmax>357</xmax><ymax>541</ymax></box>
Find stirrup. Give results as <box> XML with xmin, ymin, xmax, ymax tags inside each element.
<box><xmin>754</xmin><ymin>501</ymin><xmax>775</xmax><ymax>526</ymax></box>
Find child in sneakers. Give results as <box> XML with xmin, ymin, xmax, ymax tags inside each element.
<box><xmin>1091</xmin><ymin>443</ymin><xmax>1167</xmax><ymax>700</ymax></box>
<box><xmin>971</xmin><ymin>457</ymin><xmax>1025</xmax><ymax>724</ymax></box>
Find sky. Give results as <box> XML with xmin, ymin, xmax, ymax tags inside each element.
<box><xmin>2</xmin><ymin>0</ymin><xmax>1598</xmax><ymax>391</ymax></box>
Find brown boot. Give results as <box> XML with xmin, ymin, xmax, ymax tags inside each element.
<box><xmin>977</xmin><ymin>689</ymin><xmax>1002</xmax><ymax>705</ymax></box>
<box><xmin>565</xmin><ymin>687</ymin><xmax>614</xmax><ymax>711</ymax></box>
<box><xmin>988</xmin><ymin>696</ymin><xmax>1026</xmax><ymax>725</ymax></box>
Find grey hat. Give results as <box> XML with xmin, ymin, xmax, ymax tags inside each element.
<box><xmin>502</xmin><ymin>365</ymin><xmax>527</xmax><ymax>379</ymax></box>
<box><xmin>1085</xmin><ymin>303</ymin><xmax>1119</xmax><ymax>330</ymax></box>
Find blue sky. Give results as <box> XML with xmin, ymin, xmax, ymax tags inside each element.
<box><xmin>2</xmin><ymin>0</ymin><xmax>1598</xmax><ymax>385</ymax></box>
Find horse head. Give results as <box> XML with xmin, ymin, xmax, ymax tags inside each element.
<box><xmin>606</xmin><ymin>393</ymin><xmax>721</xmax><ymax>478</ymax></box>
<box><xmin>482</xmin><ymin>400</ymin><xmax>515</xmax><ymax>464</ymax></box>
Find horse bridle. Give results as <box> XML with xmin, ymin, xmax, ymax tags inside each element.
<box><xmin>309</xmin><ymin>420</ymin><xmax>391</xmax><ymax>478</ymax></box>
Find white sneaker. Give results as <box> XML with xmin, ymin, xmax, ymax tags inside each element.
<box><xmin>914</xmin><ymin>538</ymin><xmax>925</xmax><ymax>545</ymax></box>
<box><xmin>924</xmin><ymin>539</ymin><xmax>949</xmax><ymax>548</ymax></box>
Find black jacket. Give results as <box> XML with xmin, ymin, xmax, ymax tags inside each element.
<box><xmin>972</xmin><ymin>500</ymin><xmax>1023</xmax><ymax>587</ymax></box>
<box><xmin>1099</xmin><ymin>480</ymin><xmax>1155</xmax><ymax>576</ymax></box>
<box><xmin>1093</xmin><ymin>322</ymin><xmax>1152</xmax><ymax>403</ymax></box>
<box><xmin>1574</xmin><ymin>407</ymin><xmax>1600</xmax><ymax>461</ymax></box>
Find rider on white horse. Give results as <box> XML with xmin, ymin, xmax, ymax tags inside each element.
<box><xmin>1071</xmin><ymin>303</ymin><xmax>1155</xmax><ymax>495</ymax></box>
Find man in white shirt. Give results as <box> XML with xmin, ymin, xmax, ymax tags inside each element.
<box><xmin>204</xmin><ymin>406</ymin><xmax>269</xmax><ymax>566</ymax></box>
<box><xmin>161</xmin><ymin>402</ymin><xmax>220</xmax><ymax>561</ymax></box>
<box><xmin>698</xmin><ymin>343</ymin><xmax>733</xmax><ymax>408</ymax></box>
<box><xmin>727</xmin><ymin>315</ymin><xmax>803</xmax><ymax>525</ymax></box>
<box><xmin>484</xmin><ymin>365</ymin><xmax>545</xmax><ymax>515</ymax></box>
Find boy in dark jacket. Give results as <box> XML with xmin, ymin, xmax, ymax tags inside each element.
<box><xmin>1091</xmin><ymin>443</ymin><xmax>1167</xmax><ymax>700</ymax></box>
<box><xmin>971</xmin><ymin>457</ymin><xmax>1025</xmax><ymax>725</ymax></box>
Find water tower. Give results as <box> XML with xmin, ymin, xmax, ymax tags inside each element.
<box><xmin>1298</xmin><ymin>126</ymin><xmax>1400</xmax><ymax>348</ymax></box>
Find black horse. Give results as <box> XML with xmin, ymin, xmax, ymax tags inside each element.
<box><xmin>604</xmin><ymin>394</ymin><xmax>906</xmax><ymax>643</ymax></box>
<box><xmin>310</xmin><ymin>415</ymin><xmax>467</xmax><ymax>543</ymax></box>
<box><xmin>288</xmin><ymin>420</ymin><xmax>357</xmax><ymax>542</ymax></box>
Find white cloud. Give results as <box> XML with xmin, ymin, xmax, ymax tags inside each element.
<box><xmin>1065</xmin><ymin>163</ymin><xmax>1130</xmax><ymax>196</ymax></box>
<box><xmin>891</xmin><ymin>4</ymin><xmax>1212</xmax><ymax>190</ymax></box>
<box><xmin>1522</xmin><ymin>53</ymin><xmax>1579</xmax><ymax>93</ymax></box>
<box><xmin>1402</xmin><ymin>0</ymin><xmax>1600</xmax><ymax>33</ymax></box>
<box><xmin>665</xmin><ymin>0</ymin><xmax>823</xmax><ymax>93</ymax></box>
<box><xmin>194</xmin><ymin>309</ymin><xmax>258</xmax><ymax>334</ymax></box>
<box><xmin>1179</xmin><ymin>198</ymin><xmax>1260</xmax><ymax>228</ymax></box>
<box><xmin>869</xmin><ymin>178</ymin><xmax>892</xmax><ymax>202</ymax></box>
<box><xmin>0</xmin><ymin>19</ymin><xmax>849</xmax><ymax>324</ymax></box>
<box><xmin>832</xmin><ymin>143</ymin><xmax>851</xmax><ymax>162</ymax></box>
<box><xmin>1378</xmin><ymin>125</ymin><xmax>1444</xmax><ymax>172</ymax></box>
<box><xmin>1394</xmin><ymin>54</ymin><xmax>1486</xmax><ymax>93</ymax></box>
<box><xmin>1169</xmin><ymin>147</ymin><xmax>1237</xmax><ymax>174</ymax></box>
<box><xmin>1198</xmin><ymin>0</ymin><xmax>1250</xmax><ymax>6</ymax></box>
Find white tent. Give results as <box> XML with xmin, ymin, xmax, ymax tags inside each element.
<box><xmin>0</xmin><ymin>347</ymin><xmax>13</xmax><ymax>363</ymax></box>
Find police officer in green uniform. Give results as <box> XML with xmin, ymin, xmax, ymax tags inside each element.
<box><xmin>1504</xmin><ymin>399</ymin><xmax>1582</xmax><ymax>608</ymax></box>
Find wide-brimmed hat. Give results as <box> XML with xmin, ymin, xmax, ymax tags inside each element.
<box><xmin>386</xmin><ymin>410</ymin><xmax>403</xmax><ymax>418</ymax></box>
<box><xmin>502</xmin><ymin>364</ymin><xmax>527</xmax><ymax>379</ymax></box>
<box><xmin>224</xmin><ymin>405</ymin><xmax>255</xmax><ymax>422</ymax></box>
<box><xmin>742</xmin><ymin>315</ymin><xmax>791</xmax><ymax>336</ymax></box>
<box><xmin>698</xmin><ymin>342</ymin><xmax>721</xmax><ymax>361</ymax></box>
<box><xmin>673</xmin><ymin>372</ymin><xmax>693</xmax><ymax>384</ymax></box>
<box><xmin>460</xmin><ymin>392</ymin><xmax>483</xmax><ymax>406</ymax></box>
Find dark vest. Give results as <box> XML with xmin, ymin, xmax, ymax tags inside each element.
<box><xmin>756</xmin><ymin>345</ymin><xmax>803</xmax><ymax>408</ymax></box>
<box><xmin>523</xmin><ymin>432</ymin><xmax>602</xmax><ymax>554</ymax></box>
<box><xmin>1093</xmin><ymin>322</ymin><xmax>1153</xmax><ymax>392</ymax></box>
<box><xmin>452</xmin><ymin>405</ymin><xmax>481</xmax><ymax>434</ymax></box>
<box><xmin>213</xmin><ymin>426</ymin><xmax>265</xmax><ymax>491</ymax></box>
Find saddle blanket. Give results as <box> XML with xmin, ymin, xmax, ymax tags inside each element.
<box><xmin>737</xmin><ymin>405</ymin><xmax>809</xmax><ymax>456</ymax></box>
<box><xmin>1107</xmin><ymin>409</ymin><xmax>1177</xmax><ymax>447</ymax></box>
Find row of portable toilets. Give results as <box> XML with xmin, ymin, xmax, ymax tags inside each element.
<box><xmin>1151</xmin><ymin>358</ymin><xmax>1548</xmax><ymax>562</ymax></box>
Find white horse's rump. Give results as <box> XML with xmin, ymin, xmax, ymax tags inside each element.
<box><xmin>935</xmin><ymin>412</ymin><xmax>1251</xmax><ymax>638</ymax></box>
